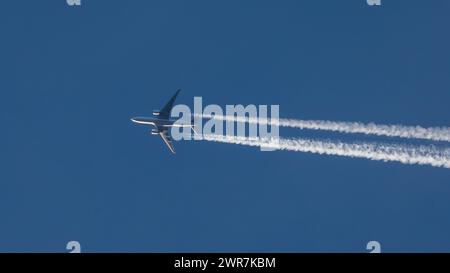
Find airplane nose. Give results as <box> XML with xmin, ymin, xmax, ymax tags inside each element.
<box><xmin>131</xmin><ymin>117</ymin><xmax>138</xmax><ymax>123</ymax></box>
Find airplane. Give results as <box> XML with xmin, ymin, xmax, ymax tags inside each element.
<box><xmin>131</xmin><ymin>89</ymin><xmax>195</xmax><ymax>154</ymax></box>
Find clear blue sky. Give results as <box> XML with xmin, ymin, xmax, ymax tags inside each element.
<box><xmin>1</xmin><ymin>0</ymin><xmax>450</xmax><ymax>252</ymax></box>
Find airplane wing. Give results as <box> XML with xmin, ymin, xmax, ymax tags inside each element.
<box><xmin>159</xmin><ymin>131</ymin><xmax>176</xmax><ymax>154</ymax></box>
<box><xmin>159</xmin><ymin>89</ymin><xmax>181</xmax><ymax>119</ymax></box>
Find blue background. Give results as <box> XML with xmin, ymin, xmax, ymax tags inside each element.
<box><xmin>0</xmin><ymin>0</ymin><xmax>449</xmax><ymax>252</ymax></box>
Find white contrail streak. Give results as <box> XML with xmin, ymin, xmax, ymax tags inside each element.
<box><xmin>195</xmin><ymin>114</ymin><xmax>450</xmax><ymax>142</ymax></box>
<box><xmin>201</xmin><ymin>134</ymin><xmax>450</xmax><ymax>169</ymax></box>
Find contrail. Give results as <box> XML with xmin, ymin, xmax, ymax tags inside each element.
<box><xmin>195</xmin><ymin>114</ymin><xmax>450</xmax><ymax>142</ymax></box>
<box><xmin>201</xmin><ymin>134</ymin><xmax>450</xmax><ymax>169</ymax></box>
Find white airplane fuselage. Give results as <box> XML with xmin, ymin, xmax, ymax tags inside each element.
<box><xmin>131</xmin><ymin>89</ymin><xmax>191</xmax><ymax>154</ymax></box>
<box><xmin>131</xmin><ymin>116</ymin><xmax>192</xmax><ymax>128</ymax></box>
